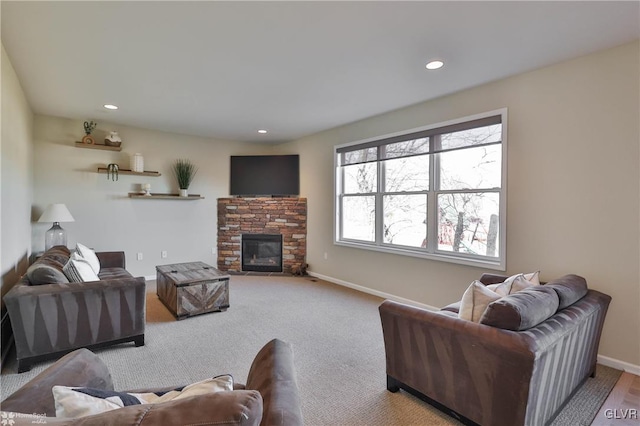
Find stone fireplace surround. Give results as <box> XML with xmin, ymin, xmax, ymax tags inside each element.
<box><xmin>217</xmin><ymin>197</ymin><xmax>307</xmax><ymax>274</ymax></box>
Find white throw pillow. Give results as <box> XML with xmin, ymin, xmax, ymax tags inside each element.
<box><xmin>494</xmin><ymin>272</ymin><xmax>541</xmax><ymax>295</ymax></box>
<box><xmin>459</xmin><ymin>281</ymin><xmax>502</xmax><ymax>322</ymax></box>
<box><xmin>62</xmin><ymin>254</ymin><xmax>99</xmax><ymax>283</ymax></box>
<box><xmin>53</xmin><ymin>375</ymin><xmax>233</xmax><ymax>418</ymax></box>
<box><xmin>525</xmin><ymin>271</ymin><xmax>541</xmax><ymax>285</ymax></box>
<box><xmin>76</xmin><ymin>243</ymin><xmax>101</xmax><ymax>275</ymax></box>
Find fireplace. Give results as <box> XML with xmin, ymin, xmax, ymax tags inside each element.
<box><xmin>217</xmin><ymin>197</ymin><xmax>306</xmax><ymax>274</ymax></box>
<box><xmin>242</xmin><ymin>234</ymin><xmax>283</xmax><ymax>272</ymax></box>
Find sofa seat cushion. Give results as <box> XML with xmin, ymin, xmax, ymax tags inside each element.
<box><xmin>98</xmin><ymin>268</ymin><xmax>134</xmax><ymax>280</ymax></box>
<box><xmin>480</xmin><ymin>286</ymin><xmax>559</xmax><ymax>331</ymax></box>
<box><xmin>544</xmin><ymin>274</ymin><xmax>588</xmax><ymax>309</ymax></box>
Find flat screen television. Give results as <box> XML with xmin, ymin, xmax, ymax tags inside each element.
<box><xmin>230</xmin><ymin>155</ymin><xmax>299</xmax><ymax>196</ymax></box>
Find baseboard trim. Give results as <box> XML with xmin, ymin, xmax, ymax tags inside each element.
<box><xmin>307</xmin><ymin>271</ymin><xmax>439</xmax><ymax>312</ymax></box>
<box><xmin>307</xmin><ymin>271</ymin><xmax>640</xmax><ymax>375</ymax></box>
<box><xmin>597</xmin><ymin>355</ymin><xmax>640</xmax><ymax>375</ymax></box>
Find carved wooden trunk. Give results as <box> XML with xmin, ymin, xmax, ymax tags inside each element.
<box><xmin>156</xmin><ymin>262</ymin><xmax>230</xmax><ymax>320</ymax></box>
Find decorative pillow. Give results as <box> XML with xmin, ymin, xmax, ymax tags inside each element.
<box><xmin>53</xmin><ymin>375</ymin><xmax>234</xmax><ymax>418</ymax></box>
<box><xmin>544</xmin><ymin>274</ymin><xmax>588</xmax><ymax>309</ymax></box>
<box><xmin>486</xmin><ymin>283</ymin><xmax>502</xmax><ymax>292</ymax></box>
<box><xmin>62</xmin><ymin>254</ymin><xmax>99</xmax><ymax>283</ymax></box>
<box><xmin>458</xmin><ymin>281</ymin><xmax>502</xmax><ymax>322</ymax></box>
<box><xmin>76</xmin><ymin>243</ymin><xmax>101</xmax><ymax>275</ymax></box>
<box><xmin>523</xmin><ymin>271</ymin><xmax>541</xmax><ymax>286</ymax></box>
<box><xmin>441</xmin><ymin>301</ymin><xmax>461</xmax><ymax>314</ymax></box>
<box><xmin>493</xmin><ymin>274</ymin><xmax>538</xmax><ymax>296</ymax></box>
<box><xmin>480</xmin><ymin>286</ymin><xmax>559</xmax><ymax>331</ymax></box>
<box><xmin>27</xmin><ymin>259</ymin><xmax>69</xmax><ymax>285</ymax></box>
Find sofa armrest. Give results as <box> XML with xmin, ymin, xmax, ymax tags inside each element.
<box><xmin>96</xmin><ymin>251</ymin><xmax>126</xmax><ymax>269</ymax></box>
<box><xmin>0</xmin><ymin>349</ymin><xmax>113</xmax><ymax>417</ymax></box>
<box><xmin>246</xmin><ymin>339</ymin><xmax>303</xmax><ymax>426</ymax></box>
<box><xmin>379</xmin><ymin>300</ymin><xmax>535</xmax><ymax>425</ymax></box>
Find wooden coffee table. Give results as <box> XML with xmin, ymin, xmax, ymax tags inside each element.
<box><xmin>156</xmin><ymin>261</ymin><xmax>230</xmax><ymax>320</ymax></box>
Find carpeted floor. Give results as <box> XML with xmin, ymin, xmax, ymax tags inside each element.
<box><xmin>1</xmin><ymin>276</ymin><xmax>622</xmax><ymax>425</ymax></box>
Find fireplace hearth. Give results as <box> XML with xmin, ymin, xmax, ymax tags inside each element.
<box><xmin>242</xmin><ymin>234</ymin><xmax>283</xmax><ymax>272</ymax></box>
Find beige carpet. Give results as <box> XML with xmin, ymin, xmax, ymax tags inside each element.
<box><xmin>0</xmin><ymin>276</ymin><xmax>621</xmax><ymax>425</ymax></box>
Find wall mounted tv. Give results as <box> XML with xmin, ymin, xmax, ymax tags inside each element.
<box><xmin>230</xmin><ymin>155</ymin><xmax>300</xmax><ymax>197</ymax></box>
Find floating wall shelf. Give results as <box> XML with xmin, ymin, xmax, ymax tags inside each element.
<box><xmin>128</xmin><ymin>193</ymin><xmax>204</xmax><ymax>200</ymax></box>
<box><xmin>75</xmin><ymin>142</ymin><xmax>122</xmax><ymax>151</ymax></box>
<box><xmin>98</xmin><ymin>168</ymin><xmax>161</xmax><ymax>177</ymax></box>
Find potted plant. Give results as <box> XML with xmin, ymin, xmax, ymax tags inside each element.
<box><xmin>173</xmin><ymin>159</ymin><xmax>198</xmax><ymax>197</ymax></box>
<box><xmin>82</xmin><ymin>121</ymin><xmax>97</xmax><ymax>144</ymax></box>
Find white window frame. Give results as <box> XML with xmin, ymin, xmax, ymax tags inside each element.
<box><xmin>334</xmin><ymin>109</ymin><xmax>508</xmax><ymax>270</ymax></box>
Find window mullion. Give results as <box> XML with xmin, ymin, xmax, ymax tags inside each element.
<box><xmin>376</xmin><ymin>146</ymin><xmax>385</xmax><ymax>246</ymax></box>
<box><xmin>427</xmin><ymin>135</ymin><xmax>441</xmax><ymax>253</ymax></box>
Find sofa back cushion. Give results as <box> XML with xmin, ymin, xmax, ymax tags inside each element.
<box><xmin>480</xmin><ymin>286</ymin><xmax>560</xmax><ymax>331</ymax></box>
<box><xmin>544</xmin><ymin>274</ymin><xmax>588</xmax><ymax>309</ymax></box>
<box><xmin>27</xmin><ymin>258</ymin><xmax>69</xmax><ymax>285</ymax></box>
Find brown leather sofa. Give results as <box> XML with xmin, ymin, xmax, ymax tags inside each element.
<box><xmin>3</xmin><ymin>246</ymin><xmax>146</xmax><ymax>372</ymax></box>
<box><xmin>0</xmin><ymin>339</ymin><xmax>303</xmax><ymax>425</ymax></box>
<box><xmin>379</xmin><ymin>273</ymin><xmax>611</xmax><ymax>426</ymax></box>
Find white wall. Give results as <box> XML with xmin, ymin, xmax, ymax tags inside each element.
<box><xmin>31</xmin><ymin>116</ymin><xmax>270</xmax><ymax>277</ymax></box>
<box><xmin>281</xmin><ymin>41</ymin><xmax>640</xmax><ymax>366</ymax></box>
<box><xmin>1</xmin><ymin>44</ymin><xmax>34</xmax><ymax>300</ymax></box>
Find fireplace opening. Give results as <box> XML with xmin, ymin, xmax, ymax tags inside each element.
<box><xmin>241</xmin><ymin>234</ymin><xmax>283</xmax><ymax>272</ymax></box>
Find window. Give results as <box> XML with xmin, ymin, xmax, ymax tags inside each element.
<box><xmin>335</xmin><ymin>110</ymin><xmax>507</xmax><ymax>269</ymax></box>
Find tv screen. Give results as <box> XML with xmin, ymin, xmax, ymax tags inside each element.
<box><xmin>230</xmin><ymin>155</ymin><xmax>299</xmax><ymax>196</ymax></box>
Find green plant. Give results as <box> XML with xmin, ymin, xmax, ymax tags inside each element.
<box><xmin>83</xmin><ymin>121</ymin><xmax>97</xmax><ymax>135</ymax></box>
<box><xmin>173</xmin><ymin>159</ymin><xmax>198</xmax><ymax>189</ymax></box>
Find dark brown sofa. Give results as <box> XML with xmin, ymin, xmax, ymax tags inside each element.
<box><xmin>3</xmin><ymin>246</ymin><xmax>146</xmax><ymax>372</ymax></box>
<box><xmin>0</xmin><ymin>339</ymin><xmax>303</xmax><ymax>426</ymax></box>
<box><xmin>379</xmin><ymin>273</ymin><xmax>611</xmax><ymax>426</ymax></box>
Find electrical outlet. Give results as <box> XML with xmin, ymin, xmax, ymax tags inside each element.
<box><xmin>324</xmin><ymin>252</ymin><xmax>328</xmax><ymax>260</ymax></box>
<box><xmin>161</xmin><ymin>251</ymin><xmax>167</xmax><ymax>259</ymax></box>
<box><xmin>137</xmin><ymin>252</ymin><xmax>143</xmax><ymax>261</ymax></box>
<box><xmin>212</xmin><ymin>247</ymin><xmax>217</xmax><ymax>255</ymax></box>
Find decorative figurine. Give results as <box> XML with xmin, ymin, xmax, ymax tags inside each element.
<box><xmin>105</xmin><ymin>131</ymin><xmax>122</xmax><ymax>147</ymax></box>
<box><xmin>106</xmin><ymin>163</ymin><xmax>119</xmax><ymax>181</ymax></box>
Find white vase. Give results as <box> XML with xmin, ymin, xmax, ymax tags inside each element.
<box><xmin>179</xmin><ymin>189</ymin><xmax>188</xmax><ymax>197</ymax></box>
<box><xmin>130</xmin><ymin>153</ymin><xmax>144</xmax><ymax>172</ymax></box>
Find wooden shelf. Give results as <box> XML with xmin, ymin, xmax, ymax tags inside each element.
<box><xmin>128</xmin><ymin>193</ymin><xmax>204</xmax><ymax>200</ymax></box>
<box><xmin>75</xmin><ymin>142</ymin><xmax>121</xmax><ymax>151</ymax></box>
<box><xmin>98</xmin><ymin>168</ymin><xmax>161</xmax><ymax>177</ymax></box>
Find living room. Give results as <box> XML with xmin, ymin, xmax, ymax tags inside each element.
<box><xmin>2</xmin><ymin>1</ymin><xmax>639</xmax><ymax>425</ymax></box>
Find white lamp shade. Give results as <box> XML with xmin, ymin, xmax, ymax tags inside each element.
<box><xmin>38</xmin><ymin>204</ymin><xmax>75</xmax><ymax>223</ymax></box>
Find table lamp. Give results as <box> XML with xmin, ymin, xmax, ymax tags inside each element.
<box><xmin>38</xmin><ymin>204</ymin><xmax>75</xmax><ymax>250</ymax></box>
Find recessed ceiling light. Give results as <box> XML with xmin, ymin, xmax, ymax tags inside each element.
<box><xmin>257</xmin><ymin>129</ymin><xmax>268</xmax><ymax>134</ymax></box>
<box><xmin>103</xmin><ymin>104</ymin><xmax>118</xmax><ymax>110</ymax></box>
<box><xmin>425</xmin><ymin>60</ymin><xmax>444</xmax><ymax>70</ymax></box>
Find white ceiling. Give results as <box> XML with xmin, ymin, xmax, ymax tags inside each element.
<box><xmin>2</xmin><ymin>1</ymin><xmax>638</xmax><ymax>144</ymax></box>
